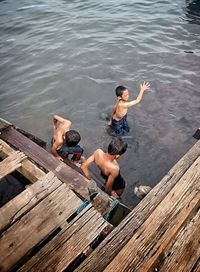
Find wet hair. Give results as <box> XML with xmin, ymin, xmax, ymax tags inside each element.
<box><xmin>108</xmin><ymin>137</ymin><xmax>128</xmax><ymax>156</ymax></box>
<box><xmin>115</xmin><ymin>85</ymin><xmax>127</xmax><ymax>97</ymax></box>
<box><xmin>65</xmin><ymin>130</ymin><xmax>81</xmax><ymax>147</ymax></box>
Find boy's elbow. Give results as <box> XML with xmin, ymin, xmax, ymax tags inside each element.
<box><xmin>51</xmin><ymin>146</ymin><xmax>54</xmax><ymax>154</ymax></box>
<box><xmin>51</xmin><ymin>148</ymin><xmax>56</xmax><ymax>157</ymax></box>
<box><xmin>80</xmin><ymin>163</ymin><xmax>86</xmax><ymax>172</ymax></box>
<box><xmin>134</xmin><ymin>99</ymin><xmax>141</xmax><ymax>105</ymax></box>
<box><xmin>63</xmin><ymin>119</ymin><xmax>71</xmax><ymax>127</ymax></box>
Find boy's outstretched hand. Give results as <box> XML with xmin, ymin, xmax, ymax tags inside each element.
<box><xmin>140</xmin><ymin>82</ymin><xmax>150</xmax><ymax>92</ymax></box>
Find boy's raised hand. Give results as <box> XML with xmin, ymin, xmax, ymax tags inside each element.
<box><xmin>140</xmin><ymin>81</ymin><xmax>150</xmax><ymax>92</ymax></box>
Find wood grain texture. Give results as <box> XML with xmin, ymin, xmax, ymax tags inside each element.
<box><xmin>0</xmin><ymin>172</ymin><xmax>62</xmax><ymax>233</ymax></box>
<box><xmin>0</xmin><ymin>184</ymin><xmax>82</xmax><ymax>272</ymax></box>
<box><xmin>0</xmin><ymin>151</ymin><xmax>27</xmax><ymax>180</ymax></box>
<box><xmin>0</xmin><ymin>127</ymin><xmax>90</xmax><ymax>199</ymax></box>
<box><xmin>0</xmin><ymin>139</ymin><xmax>45</xmax><ymax>182</ymax></box>
<box><xmin>157</xmin><ymin>209</ymin><xmax>200</xmax><ymax>272</ymax></box>
<box><xmin>20</xmin><ymin>205</ymin><xmax>112</xmax><ymax>272</ymax></box>
<box><xmin>191</xmin><ymin>258</ymin><xmax>200</xmax><ymax>272</ymax></box>
<box><xmin>76</xmin><ymin>141</ymin><xmax>200</xmax><ymax>272</ymax></box>
<box><xmin>103</xmin><ymin>157</ymin><xmax>200</xmax><ymax>272</ymax></box>
<box><xmin>0</xmin><ymin>118</ymin><xmax>11</xmax><ymax>130</ymax></box>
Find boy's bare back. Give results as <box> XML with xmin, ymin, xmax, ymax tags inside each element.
<box><xmin>93</xmin><ymin>149</ymin><xmax>119</xmax><ymax>176</ymax></box>
<box><xmin>51</xmin><ymin>115</ymin><xmax>71</xmax><ymax>160</ymax></box>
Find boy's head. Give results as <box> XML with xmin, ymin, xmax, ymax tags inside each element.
<box><xmin>108</xmin><ymin>137</ymin><xmax>128</xmax><ymax>157</ymax></box>
<box><xmin>65</xmin><ymin>130</ymin><xmax>81</xmax><ymax>147</ymax></box>
<box><xmin>115</xmin><ymin>85</ymin><xmax>129</xmax><ymax>101</ymax></box>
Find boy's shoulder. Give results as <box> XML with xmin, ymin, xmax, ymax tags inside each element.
<box><xmin>118</xmin><ymin>99</ymin><xmax>126</xmax><ymax>106</ymax></box>
<box><xmin>110</xmin><ymin>161</ymin><xmax>120</xmax><ymax>175</ymax></box>
<box><xmin>95</xmin><ymin>148</ymin><xmax>104</xmax><ymax>155</ymax></box>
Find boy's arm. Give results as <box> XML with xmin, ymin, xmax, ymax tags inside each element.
<box><xmin>105</xmin><ymin>168</ymin><xmax>119</xmax><ymax>196</ymax></box>
<box><xmin>80</xmin><ymin>153</ymin><xmax>95</xmax><ymax>180</ymax></box>
<box><xmin>53</xmin><ymin>115</ymin><xmax>72</xmax><ymax>129</ymax></box>
<box><xmin>125</xmin><ymin>82</ymin><xmax>150</xmax><ymax>108</ymax></box>
<box><xmin>51</xmin><ymin>139</ymin><xmax>63</xmax><ymax>161</ymax></box>
<box><xmin>111</xmin><ymin>101</ymin><xmax>118</xmax><ymax>119</ymax></box>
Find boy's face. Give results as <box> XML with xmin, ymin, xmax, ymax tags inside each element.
<box><xmin>121</xmin><ymin>89</ymin><xmax>129</xmax><ymax>101</ymax></box>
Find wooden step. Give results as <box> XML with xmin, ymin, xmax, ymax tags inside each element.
<box><xmin>0</xmin><ymin>150</ymin><xmax>27</xmax><ymax>180</ymax></box>
<box><xmin>19</xmin><ymin>204</ymin><xmax>113</xmax><ymax>272</ymax></box>
<box><xmin>0</xmin><ymin>139</ymin><xmax>45</xmax><ymax>183</ymax></box>
<box><xmin>0</xmin><ymin>179</ymin><xmax>83</xmax><ymax>272</ymax></box>
<box><xmin>0</xmin><ymin>172</ymin><xmax>62</xmax><ymax>233</ymax></box>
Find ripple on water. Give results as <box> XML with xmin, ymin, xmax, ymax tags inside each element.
<box><xmin>0</xmin><ymin>0</ymin><xmax>200</xmax><ymax>207</ymax></box>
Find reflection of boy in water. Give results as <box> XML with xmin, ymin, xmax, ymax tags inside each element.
<box><xmin>81</xmin><ymin>137</ymin><xmax>127</xmax><ymax>198</ymax></box>
<box><xmin>51</xmin><ymin>115</ymin><xmax>83</xmax><ymax>163</ymax></box>
<box><xmin>111</xmin><ymin>82</ymin><xmax>150</xmax><ymax>135</ymax></box>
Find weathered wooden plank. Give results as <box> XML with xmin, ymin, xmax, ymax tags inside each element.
<box><xmin>0</xmin><ymin>150</ymin><xmax>27</xmax><ymax>180</ymax></box>
<box><xmin>76</xmin><ymin>141</ymin><xmax>200</xmax><ymax>272</ymax></box>
<box><xmin>0</xmin><ymin>126</ymin><xmax>90</xmax><ymax>199</ymax></box>
<box><xmin>157</xmin><ymin>209</ymin><xmax>200</xmax><ymax>272</ymax></box>
<box><xmin>20</xmin><ymin>205</ymin><xmax>112</xmax><ymax>272</ymax></box>
<box><xmin>16</xmin><ymin>127</ymin><xmax>47</xmax><ymax>148</ymax></box>
<box><xmin>0</xmin><ymin>118</ymin><xmax>46</xmax><ymax>147</ymax></box>
<box><xmin>0</xmin><ymin>139</ymin><xmax>45</xmax><ymax>182</ymax></box>
<box><xmin>0</xmin><ymin>118</ymin><xmax>11</xmax><ymax>131</ymax></box>
<box><xmin>103</xmin><ymin>157</ymin><xmax>200</xmax><ymax>272</ymax></box>
<box><xmin>0</xmin><ymin>184</ymin><xmax>83</xmax><ymax>272</ymax></box>
<box><xmin>0</xmin><ymin>172</ymin><xmax>62</xmax><ymax>233</ymax></box>
<box><xmin>191</xmin><ymin>258</ymin><xmax>200</xmax><ymax>272</ymax></box>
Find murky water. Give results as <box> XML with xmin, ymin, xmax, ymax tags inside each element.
<box><xmin>0</xmin><ymin>0</ymin><xmax>200</xmax><ymax>207</ymax></box>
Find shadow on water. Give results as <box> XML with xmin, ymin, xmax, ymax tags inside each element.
<box><xmin>185</xmin><ymin>0</ymin><xmax>200</xmax><ymax>23</ymax></box>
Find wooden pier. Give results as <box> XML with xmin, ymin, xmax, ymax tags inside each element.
<box><xmin>0</xmin><ymin>119</ymin><xmax>199</xmax><ymax>271</ymax></box>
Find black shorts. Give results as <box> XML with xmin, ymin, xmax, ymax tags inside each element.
<box><xmin>101</xmin><ymin>171</ymin><xmax>125</xmax><ymax>191</ymax></box>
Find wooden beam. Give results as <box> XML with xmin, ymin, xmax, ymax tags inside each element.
<box><xmin>0</xmin><ymin>151</ymin><xmax>27</xmax><ymax>180</ymax></box>
<box><xmin>0</xmin><ymin>139</ymin><xmax>45</xmax><ymax>183</ymax></box>
<box><xmin>0</xmin><ymin>118</ymin><xmax>11</xmax><ymax>131</ymax></box>
<box><xmin>103</xmin><ymin>157</ymin><xmax>200</xmax><ymax>272</ymax></box>
<box><xmin>0</xmin><ymin>184</ymin><xmax>83</xmax><ymax>272</ymax></box>
<box><xmin>157</xmin><ymin>209</ymin><xmax>200</xmax><ymax>272</ymax></box>
<box><xmin>19</xmin><ymin>205</ymin><xmax>112</xmax><ymax>272</ymax></box>
<box><xmin>0</xmin><ymin>126</ymin><xmax>90</xmax><ymax>199</ymax></box>
<box><xmin>0</xmin><ymin>172</ymin><xmax>62</xmax><ymax>234</ymax></box>
<box><xmin>76</xmin><ymin>140</ymin><xmax>200</xmax><ymax>272</ymax></box>
<box><xmin>191</xmin><ymin>259</ymin><xmax>200</xmax><ymax>272</ymax></box>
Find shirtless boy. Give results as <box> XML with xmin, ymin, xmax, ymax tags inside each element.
<box><xmin>111</xmin><ymin>82</ymin><xmax>150</xmax><ymax>135</ymax></box>
<box><xmin>51</xmin><ymin>115</ymin><xmax>83</xmax><ymax>162</ymax></box>
<box><xmin>81</xmin><ymin>137</ymin><xmax>127</xmax><ymax>198</ymax></box>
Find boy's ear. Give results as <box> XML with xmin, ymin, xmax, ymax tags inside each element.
<box><xmin>115</xmin><ymin>155</ymin><xmax>121</xmax><ymax>159</ymax></box>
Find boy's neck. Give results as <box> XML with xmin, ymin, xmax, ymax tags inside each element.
<box><xmin>105</xmin><ymin>153</ymin><xmax>117</xmax><ymax>161</ymax></box>
<box><xmin>119</xmin><ymin>97</ymin><xmax>126</xmax><ymax>102</ymax></box>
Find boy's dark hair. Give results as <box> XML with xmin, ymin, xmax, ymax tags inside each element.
<box><xmin>115</xmin><ymin>85</ymin><xmax>127</xmax><ymax>97</ymax></box>
<box><xmin>65</xmin><ymin>130</ymin><xmax>81</xmax><ymax>147</ymax></box>
<box><xmin>108</xmin><ymin>137</ymin><xmax>128</xmax><ymax>156</ymax></box>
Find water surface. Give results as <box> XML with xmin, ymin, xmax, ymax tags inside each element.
<box><xmin>0</xmin><ymin>0</ymin><xmax>200</xmax><ymax>207</ymax></box>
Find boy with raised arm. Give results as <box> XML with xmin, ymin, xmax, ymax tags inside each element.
<box><xmin>111</xmin><ymin>82</ymin><xmax>150</xmax><ymax>135</ymax></box>
<box><xmin>51</xmin><ymin>115</ymin><xmax>83</xmax><ymax>163</ymax></box>
<box><xmin>81</xmin><ymin>137</ymin><xmax>127</xmax><ymax>198</ymax></box>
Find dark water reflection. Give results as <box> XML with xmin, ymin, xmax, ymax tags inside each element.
<box><xmin>185</xmin><ymin>0</ymin><xmax>200</xmax><ymax>24</ymax></box>
<box><xmin>0</xmin><ymin>0</ymin><xmax>199</xmax><ymax>207</ymax></box>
